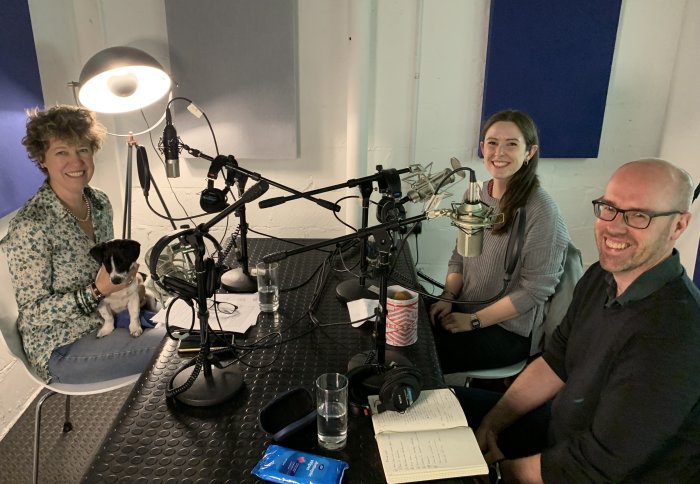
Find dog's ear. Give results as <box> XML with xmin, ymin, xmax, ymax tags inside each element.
<box><xmin>89</xmin><ymin>242</ymin><xmax>107</xmax><ymax>264</ymax></box>
<box><xmin>123</xmin><ymin>239</ymin><xmax>141</xmax><ymax>262</ymax></box>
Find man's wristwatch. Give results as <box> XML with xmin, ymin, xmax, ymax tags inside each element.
<box><xmin>470</xmin><ymin>313</ymin><xmax>481</xmax><ymax>330</ymax></box>
<box><xmin>439</xmin><ymin>289</ymin><xmax>456</xmax><ymax>300</ymax></box>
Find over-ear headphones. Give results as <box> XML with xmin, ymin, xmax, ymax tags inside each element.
<box><xmin>200</xmin><ymin>179</ymin><xmax>230</xmax><ymax>213</ymax></box>
<box><xmin>200</xmin><ymin>154</ymin><xmax>234</xmax><ymax>213</ymax></box>
<box><xmin>376</xmin><ymin>196</ymin><xmax>406</xmax><ymax>224</ymax></box>
<box><xmin>148</xmin><ymin>228</ymin><xmax>224</xmax><ymax>300</ymax></box>
<box><xmin>347</xmin><ymin>363</ymin><xmax>422</xmax><ymax>416</ymax></box>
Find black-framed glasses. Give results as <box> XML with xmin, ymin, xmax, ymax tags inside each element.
<box><xmin>592</xmin><ymin>200</ymin><xmax>684</xmax><ymax>229</ymax></box>
<box><xmin>207</xmin><ymin>301</ymin><xmax>239</xmax><ymax>314</ymax></box>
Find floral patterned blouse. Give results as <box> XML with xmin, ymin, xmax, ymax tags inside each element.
<box><xmin>0</xmin><ymin>181</ymin><xmax>113</xmax><ymax>382</ymax></box>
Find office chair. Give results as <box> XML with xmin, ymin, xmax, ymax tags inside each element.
<box><xmin>0</xmin><ymin>251</ymin><xmax>138</xmax><ymax>484</ymax></box>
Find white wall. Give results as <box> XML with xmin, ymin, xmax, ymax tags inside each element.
<box><xmin>659</xmin><ymin>0</ymin><xmax>700</xmax><ymax>276</ymax></box>
<box><xmin>1</xmin><ymin>0</ymin><xmax>697</xmax><ymax>438</ymax></box>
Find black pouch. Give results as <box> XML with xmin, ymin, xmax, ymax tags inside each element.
<box><xmin>259</xmin><ymin>387</ymin><xmax>316</xmax><ymax>442</ymax></box>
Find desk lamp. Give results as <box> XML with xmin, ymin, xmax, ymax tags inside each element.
<box><xmin>75</xmin><ymin>46</ymin><xmax>172</xmax><ymax>238</ymax></box>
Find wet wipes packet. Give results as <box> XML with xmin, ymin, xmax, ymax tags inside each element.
<box><xmin>252</xmin><ymin>444</ymin><xmax>349</xmax><ymax>484</ymax></box>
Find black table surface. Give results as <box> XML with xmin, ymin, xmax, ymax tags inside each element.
<box><xmin>82</xmin><ymin>238</ymin><xmax>448</xmax><ymax>483</ymax></box>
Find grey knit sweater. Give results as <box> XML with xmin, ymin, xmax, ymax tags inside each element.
<box><xmin>447</xmin><ymin>182</ymin><xmax>570</xmax><ymax>354</ymax></box>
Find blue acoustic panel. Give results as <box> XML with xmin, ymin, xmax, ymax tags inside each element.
<box><xmin>0</xmin><ymin>0</ymin><xmax>45</xmax><ymax>218</ymax></box>
<box><xmin>481</xmin><ymin>0</ymin><xmax>622</xmax><ymax>158</ymax></box>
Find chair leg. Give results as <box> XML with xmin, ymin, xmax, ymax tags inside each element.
<box><xmin>34</xmin><ymin>390</ymin><xmax>59</xmax><ymax>484</ymax></box>
<box><xmin>63</xmin><ymin>395</ymin><xmax>73</xmax><ymax>433</ymax></box>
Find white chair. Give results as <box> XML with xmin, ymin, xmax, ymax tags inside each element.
<box><xmin>443</xmin><ymin>358</ymin><xmax>528</xmax><ymax>387</ymax></box>
<box><xmin>0</xmin><ymin>251</ymin><xmax>138</xmax><ymax>484</ymax></box>
<box><xmin>443</xmin><ymin>242</ymin><xmax>584</xmax><ymax>388</ymax></box>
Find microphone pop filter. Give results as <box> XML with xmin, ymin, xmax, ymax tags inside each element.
<box><xmin>450</xmin><ymin>157</ymin><xmax>466</xmax><ymax>179</ymax></box>
<box><xmin>136</xmin><ymin>146</ymin><xmax>151</xmax><ymax>196</ymax></box>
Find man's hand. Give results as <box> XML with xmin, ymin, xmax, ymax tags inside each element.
<box><xmin>483</xmin><ymin>429</ymin><xmax>505</xmax><ymax>464</ymax></box>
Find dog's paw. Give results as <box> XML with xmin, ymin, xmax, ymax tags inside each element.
<box><xmin>97</xmin><ymin>325</ymin><xmax>114</xmax><ymax>338</ymax></box>
<box><xmin>129</xmin><ymin>322</ymin><xmax>143</xmax><ymax>337</ymax></box>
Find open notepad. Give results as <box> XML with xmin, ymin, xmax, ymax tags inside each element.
<box><xmin>368</xmin><ymin>388</ymin><xmax>488</xmax><ymax>484</ymax></box>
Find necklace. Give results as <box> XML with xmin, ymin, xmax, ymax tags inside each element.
<box><xmin>65</xmin><ymin>193</ymin><xmax>91</xmax><ymax>223</ymax></box>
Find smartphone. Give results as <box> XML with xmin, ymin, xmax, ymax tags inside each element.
<box><xmin>176</xmin><ymin>331</ymin><xmax>233</xmax><ymax>353</ymax></box>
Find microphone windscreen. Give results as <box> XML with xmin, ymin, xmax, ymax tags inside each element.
<box><xmin>242</xmin><ymin>180</ymin><xmax>270</xmax><ymax>203</ymax></box>
<box><xmin>258</xmin><ymin>197</ymin><xmax>285</xmax><ymax>209</ymax></box>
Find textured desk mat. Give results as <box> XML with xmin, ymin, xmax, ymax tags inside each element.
<box><xmin>83</xmin><ymin>238</ymin><xmax>443</xmax><ymax>483</ymax></box>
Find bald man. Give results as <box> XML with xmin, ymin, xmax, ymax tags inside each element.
<box><xmin>454</xmin><ymin>159</ymin><xmax>699</xmax><ymax>483</ymax></box>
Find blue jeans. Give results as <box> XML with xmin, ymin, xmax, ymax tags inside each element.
<box><xmin>48</xmin><ymin>326</ymin><xmax>166</xmax><ymax>384</ymax></box>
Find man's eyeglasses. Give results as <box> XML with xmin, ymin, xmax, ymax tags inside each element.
<box><xmin>592</xmin><ymin>200</ymin><xmax>684</xmax><ymax>229</ymax></box>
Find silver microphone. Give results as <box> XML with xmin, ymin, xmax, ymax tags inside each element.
<box><xmin>403</xmin><ymin>158</ymin><xmax>466</xmax><ymax>203</ymax></box>
<box><xmin>449</xmin><ymin>175</ymin><xmax>501</xmax><ymax>257</ymax></box>
<box><xmin>161</xmin><ymin>108</ymin><xmax>181</xmax><ymax>178</ymax></box>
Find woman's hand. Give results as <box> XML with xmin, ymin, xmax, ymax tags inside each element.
<box><xmin>95</xmin><ymin>263</ymin><xmax>140</xmax><ymax>296</ymax></box>
<box><xmin>429</xmin><ymin>300</ymin><xmax>453</xmax><ymax>325</ymax></box>
<box><xmin>439</xmin><ymin>312</ymin><xmax>472</xmax><ymax>332</ymax></box>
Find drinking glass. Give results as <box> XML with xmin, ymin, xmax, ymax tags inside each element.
<box><xmin>315</xmin><ymin>372</ymin><xmax>348</xmax><ymax>450</ymax></box>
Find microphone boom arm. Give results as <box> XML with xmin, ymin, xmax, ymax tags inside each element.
<box><xmin>262</xmin><ymin>212</ymin><xmax>430</xmax><ymax>366</ymax></box>
<box><xmin>181</xmin><ymin>145</ymin><xmax>342</xmax><ymax>213</ymax></box>
<box><xmin>263</xmin><ymin>212</ymin><xmax>435</xmax><ymax>263</ymax></box>
<box><xmin>258</xmin><ymin>166</ymin><xmax>412</xmax><ymax>209</ymax></box>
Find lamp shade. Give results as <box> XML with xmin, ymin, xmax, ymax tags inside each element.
<box><xmin>78</xmin><ymin>46</ymin><xmax>171</xmax><ymax>114</ymax></box>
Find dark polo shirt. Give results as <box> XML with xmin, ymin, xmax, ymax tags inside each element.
<box><xmin>541</xmin><ymin>250</ymin><xmax>700</xmax><ymax>483</ymax></box>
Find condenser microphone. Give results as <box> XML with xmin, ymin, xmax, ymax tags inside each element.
<box><xmin>401</xmin><ymin>158</ymin><xmax>466</xmax><ymax>204</ymax></box>
<box><xmin>162</xmin><ymin>108</ymin><xmax>181</xmax><ymax>178</ymax></box>
<box><xmin>449</xmin><ymin>170</ymin><xmax>497</xmax><ymax>258</ymax></box>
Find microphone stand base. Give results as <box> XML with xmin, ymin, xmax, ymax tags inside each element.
<box><xmin>171</xmin><ymin>364</ymin><xmax>244</xmax><ymax>406</ymax></box>
<box><xmin>220</xmin><ymin>267</ymin><xmax>257</xmax><ymax>293</ymax></box>
<box><xmin>336</xmin><ymin>278</ymin><xmax>379</xmax><ymax>303</ymax></box>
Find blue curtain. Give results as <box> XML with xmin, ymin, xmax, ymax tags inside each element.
<box><xmin>0</xmin><ymin>0</ymin><xmax>45</xmax><ymax>218</ymax></box>
<box><xmin>481</xmin><ymin>0</ymin><xmax>622</xmax><ymax>158</ymax></box>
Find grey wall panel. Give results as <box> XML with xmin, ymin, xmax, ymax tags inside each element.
<box><xmin>166</xmin><ymin>0</ymin><xmax>299</xmax><ymax>160</ymax></box>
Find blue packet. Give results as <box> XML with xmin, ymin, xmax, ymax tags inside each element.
<box><xmin>252</xmin><ymin>444</ymin><xmax>349</xmax><ymax>484</ymax></box>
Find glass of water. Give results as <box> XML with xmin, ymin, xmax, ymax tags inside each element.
<box><xmin>256</xmin><ymin>261</ymin><xmax>279</xmax><ymax>312</ymax></box>
<box><xmin>315</xmin><ymin>372</ymin><xmax>348</xmax><ymax>451</ymax></box>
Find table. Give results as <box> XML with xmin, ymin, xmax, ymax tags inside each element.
<box><xmin>83</xmin><ymin>238</ymin><xmax>445</xmax><ymax>483</ymax></box>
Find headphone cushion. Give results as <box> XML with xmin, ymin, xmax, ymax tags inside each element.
<box><xmin>379</xmin><ymin>366</ymin><xmax>423</xmax><ymax>412</ymax></box>
<box><xmin>200</xmin><ymin>187</ymin><xmax>228</xmax><ymax>213</ymax></box>
<box><xmin>346</xmin><ymin>364</ymin><xmax>382</xmax><ymax>415</ymax></box>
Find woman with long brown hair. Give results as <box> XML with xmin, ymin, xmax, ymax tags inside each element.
<box><xmin>430</xmin><ymin>109</ymin><xmax>570</xmax><ymax>373</ymax></box>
